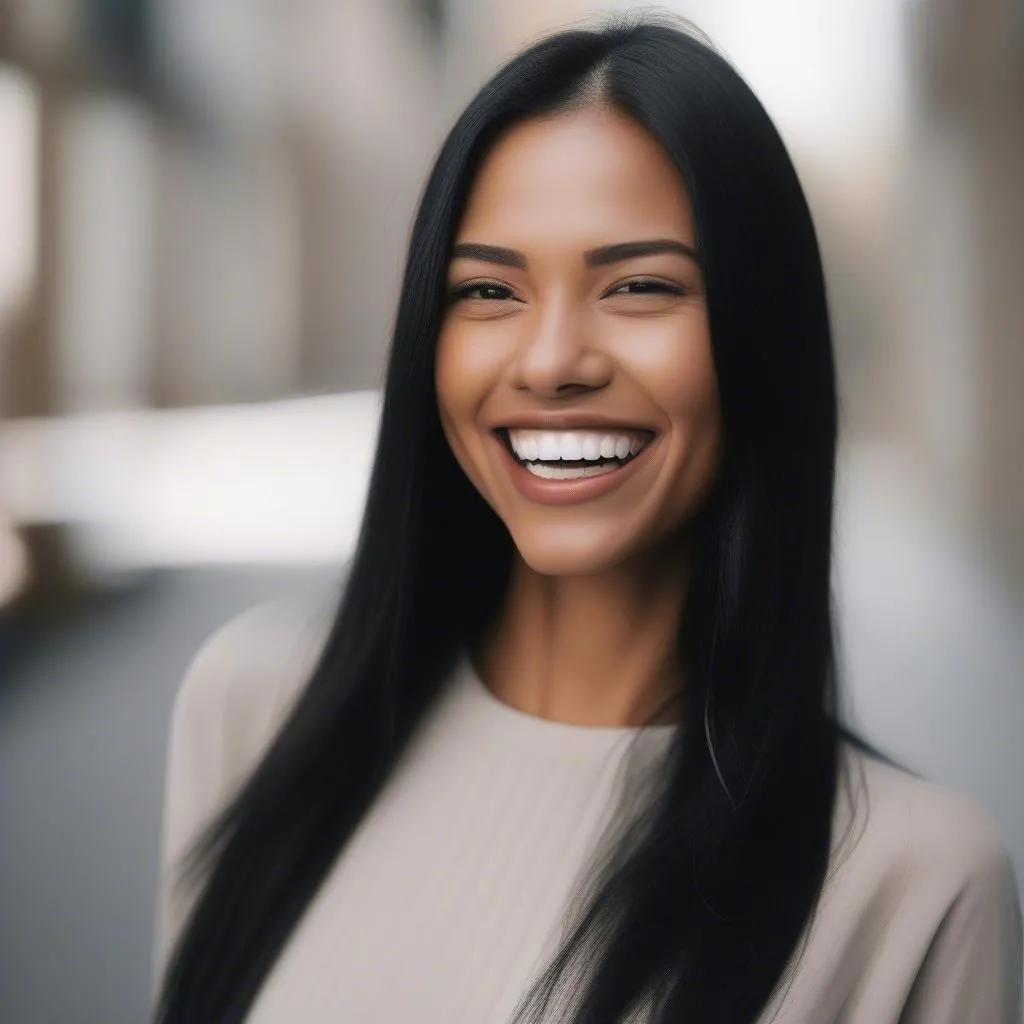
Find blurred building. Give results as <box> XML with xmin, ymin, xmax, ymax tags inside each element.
<box><xmin>0</xmin><ymin>0</ymin><xmax>1021</xmax><ymax>589</ymax></box>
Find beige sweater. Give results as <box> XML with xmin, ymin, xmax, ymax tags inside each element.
<box><xmin>155</xmin><ymin>602</ymin><xmax>1023</xmax><ymax>1023</ymax></box>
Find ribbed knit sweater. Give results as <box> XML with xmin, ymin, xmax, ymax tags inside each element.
<box><xmin>155</xmin><ymin>601</ymin><xmax>1022</xmax><ymax>1023</ymax></box>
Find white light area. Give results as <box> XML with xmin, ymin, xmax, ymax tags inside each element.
<box><xmin>0</xmin><ymin>391</ymin><xmax>382</xmax><ymax>570</ymax></box>
<box><xmin>648</xmin><ymin>0</ymin><xmax>907</xmax><ymax>165</ymax></box>
<box><xmin>0</xmin><ymin>66</ymin><xmax>39</xmax><ymax>327</ymax></box>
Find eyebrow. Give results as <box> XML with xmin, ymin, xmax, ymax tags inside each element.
<box><xmin>450</xmin><ymin>242</ymin><xmax>527</xmax><ymax>269</ymax></box>
<box><xmin>449</xmin><ymin>238</ymin><xmax>699</xmax><ymax>271</ymax></box>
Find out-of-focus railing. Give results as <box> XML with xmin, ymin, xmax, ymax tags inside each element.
<box><xmin>0</xmin><ymin>391</ymin><xmax>381</xmax><ymax>574</ymax></box>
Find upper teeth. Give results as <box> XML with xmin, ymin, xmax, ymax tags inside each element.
<box><xmin>507</xmin><ymin>429</ymin><xmax>648</xmax><ymax>462</ymax></box>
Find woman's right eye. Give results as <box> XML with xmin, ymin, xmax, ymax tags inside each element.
<box><xmin>449</xmin><ymin>282</ymin><xmax>515</xmax><ymax>303</ymax></box>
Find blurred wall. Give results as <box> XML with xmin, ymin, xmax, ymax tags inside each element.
<box><xmin>150</xmin><ymin>0</ymin><xmax>447</xmax><ymax>400</ymax></box>
<box><xmin>0</xmin><ymin>2</ymin><xmax>1019</xmax><ymax>603</ymax></box>
<box><xmin>899</xmin><ymin>0</ymin><xmax>1024</xmax><ymax>578</ymax></box>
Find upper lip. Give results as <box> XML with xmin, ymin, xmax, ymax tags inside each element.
<box><xmin>492</xmin><ymin>412</ymin><xmax>657</xmax><ymax>434</ymax></box>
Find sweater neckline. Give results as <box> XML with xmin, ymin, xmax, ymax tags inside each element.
<box><xmin>452</xmin><ymin>654</ymin><xmax>681</xmax><ymax>747</ymax></box>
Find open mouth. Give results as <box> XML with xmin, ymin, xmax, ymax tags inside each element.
<box><xmin>495</xmin><ymin>427</ymin><xmax>655</xmax><ymax>480</ymax></box>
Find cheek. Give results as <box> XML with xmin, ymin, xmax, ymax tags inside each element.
<box><xmin>674</xmin><ymin>371</ymin><xmax>723</xmax><ymax>514</ymax></box>
<box><xmin>435</xmin><ymin>325</ymin><xmax>501</xmax><ymax>419</ymax></box>
<box><xmin>434</xmin><ymin>328</ymin><xmax>495</xmax><ymax>483</ymax></box>
<box><xmin>638</xmin><ymin>323</ymin><xmax>722</xmax><ymax>501</ymax></box>
<box><xmin>621</xmin><ymin>315</ymin><xmax>719</xmax><ymax>430</ymax></box>
<box><xmin>672</xmin><ymin>347</ymin><xmax>721</xmax><ymax>449</ymax></box>
<box><xmin>435</xmin><ymin>330</ymin><xmax>472</xmax><ymax>435</ymax></box>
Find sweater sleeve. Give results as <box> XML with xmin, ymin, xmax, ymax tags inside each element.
<box><xmin>900</xmin><ymin>826</ymin><xmax>1023</xmax><ymax>1023</ymax></box>
<box><xmin>151</xmin><ymin>601</ymin><xmax>330</xmax><ymax>993</ymax></box>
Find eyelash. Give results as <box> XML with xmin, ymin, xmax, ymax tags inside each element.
<box><xmin>603</xmin><ymin>277</ymin><xmax>687</xmax><ymax>299</ymax></box>
<box><xmin>447</xmin><ymin>281</ymin><xmax>516</xmax><ymax>303</ymax></box>
<box><xmin>446</xmin><ymin>277</ymin><xmax>686</xmax><ymax>304</ymax></box>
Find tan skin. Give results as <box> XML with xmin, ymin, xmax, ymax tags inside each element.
<box><xmin>435</xmin><ymin>107</ymin><xmax>723</xmax><ymax>728</ymax></box>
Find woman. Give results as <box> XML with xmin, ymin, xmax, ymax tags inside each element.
<box><xmin>153</xmin><ymin>16</ymin><xmax>1022</xmax><ymax>1024</ymax></box>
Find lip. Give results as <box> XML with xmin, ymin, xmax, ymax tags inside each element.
<box><xmin>491</xmin><ymin>428</ymin><xmax>658</xmax><ymax>506</ymax></box>
<box><xmin>492</xmin><ymin>411</ymin><xmax>658</xmax><ymax>433</ymax></box>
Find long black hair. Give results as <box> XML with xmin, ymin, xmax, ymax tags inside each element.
<box><xmin>156</xmin><ymin>15</ymin><xmax>847</xmax><ymax>1023</ymax></box>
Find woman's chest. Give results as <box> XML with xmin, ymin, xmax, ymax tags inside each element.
<box><xmin>247</xmin><ymin>741</ymin><xmax>628</xmax><ymax>1023</ymax></box>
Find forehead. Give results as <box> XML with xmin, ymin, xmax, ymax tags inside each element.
<box><xmin>456</xmin><ymin>107</ymin><xmax>696</xmax><ymax>249</ymax></box>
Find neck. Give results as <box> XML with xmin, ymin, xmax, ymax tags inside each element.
<box><xmin>475</xmin><ymin>542</ymin><xmax>690</xmax><ymax>728</ymax></box>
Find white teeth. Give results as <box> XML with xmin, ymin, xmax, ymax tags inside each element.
<box><xmin>537</xmin><ymin>433</ymin><xmax>561</xmax><ymax>461</ymax></box>
<box><xmin>525</xmin><ymin>462</ymin><xmax>620</xmax><ymax>480</ymax></box>
<box><xmin>557</xmin><ymin>434</ymin><xmax>584</xmax><ymax>461</ymax></box>
<box><xmin>508</xmin><ymin>429</ymin><xmax>648</xmax><ymax>464</ymax></box>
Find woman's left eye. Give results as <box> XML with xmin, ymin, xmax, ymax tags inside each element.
<box><xmin>607</xmin><ymin>279</ymin><xmax>685</xmax><ymax>297</ymax></box>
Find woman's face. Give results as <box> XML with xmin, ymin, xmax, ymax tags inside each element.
<box><xmin>435</xmin><ymin>107</ymin><xmax>722</xmax><ymax>577</ymax></box>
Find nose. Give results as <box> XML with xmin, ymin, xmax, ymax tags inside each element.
<box><xmin>508</xmin><ymin>298</ymin><xmax>612</xmax><ymax>398</ymax></box>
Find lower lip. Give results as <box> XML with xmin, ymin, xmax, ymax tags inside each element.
<box><xmin>493</xmin><ymin>433</ymin><xmax>656</xmax><ymax>506</ymax></box>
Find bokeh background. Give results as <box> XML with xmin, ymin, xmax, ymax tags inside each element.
<box><xmin>0</xmin><ymin>1</ymin><xmax>1021</xmax><ymax>1021</ymax></box>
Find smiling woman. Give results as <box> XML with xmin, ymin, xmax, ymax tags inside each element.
<box><xmin>435</xmin><ymin>107</ymin><xmax>721</xmax><ymax>726</ymax></box>
<box><xmin>153</xmin><ymin>14</ymin><xmax>1022</xmax><ymax>1024</ymax></box>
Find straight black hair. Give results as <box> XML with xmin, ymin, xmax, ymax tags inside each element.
<box><xmin>156</xmin><ymin>15</ymin><xmax>852</xmax><ymax>1023</ymax></box>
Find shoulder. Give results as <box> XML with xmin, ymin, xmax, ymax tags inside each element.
<box><xmin>767</xmin><ymin>746</ymin><xmax>1022</xmax><ymax>1021</ymax></box>
<box><xmin>799</xmin><ymin>745</ymin><xmax>1023</xmax><ymax>1016</ymax></box>
<box><xmin>169</xmin><ymin>596</ymin><xmax>334</xmax><ymax>795</ymax></box>
<box><xmin>834</xmin><ymin>746</ymin><xmax>1018</xmax><ymax>902</ymax></box>
<box><xmin>156</xmin><ymin>596</ymin><xmax>335</xmax><ymax>973</ymax></box>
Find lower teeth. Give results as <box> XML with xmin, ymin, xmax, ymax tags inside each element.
<box><xmin>524</xmin><ymin>460</ymin><xmax>621</xmax><ymax>480</ymax></box>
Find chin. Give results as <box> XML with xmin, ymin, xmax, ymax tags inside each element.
<box><xmin>511</xmin><ymin>532</ymin><xmax>638</xmax><ymax>578</ymax></box>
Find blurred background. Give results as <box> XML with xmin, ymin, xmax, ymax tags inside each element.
<box><xmin>0</xmin><ymin>0</ymin><xmax>1021</xmax><ymax>1020</ymax></box>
